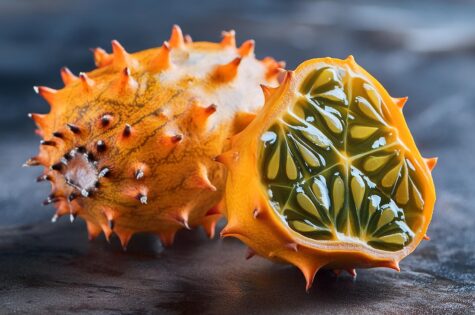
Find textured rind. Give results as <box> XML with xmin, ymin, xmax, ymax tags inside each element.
<box><xmin>28</xmin><ymin>26</ymin><xmax>281</xmax><ymax>248</ymax></box>
<box><xmin>219</xmin><ymin>57</ymin><xmax>436</xmax><ymax>290</ymax></box>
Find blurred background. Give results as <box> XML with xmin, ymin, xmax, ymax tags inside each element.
<box><xmin>0</xmin><ymin>0</ymin><xmax>474</xmax><ymax>313</ymax></box>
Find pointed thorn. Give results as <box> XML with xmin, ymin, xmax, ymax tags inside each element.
<box><xmin>220</xmin><ymin>30</ymin><xmax>236</xmax><ymax>47</ymax></box>
<box><xmin>135</xmin><ymin>168</ymin><xmax>144</xmax><ymax>180</ymax></box>
<box><xmin>122</xmin><ymin>124</ymin><xmax>132</xmax><ymax>138</ymax></box>
<box><xmin>138</xmin><ymin>193</ymin><xmax>147</xmax><ymax>204</ymax></box>
<box><xmin>170</xmin><ymin>134</ymin><xmax>183</xmax><ymax>143</ymax></box>
<box><xmin>285</xmin><ymin>242</ymin><xmax>299</xmax><ymax>252</ymax></box>
<box><xmin>346</xmin><ymin>55</ymin><xmax>356</xmax><ymax>63</ymax></box>
<box><xmin>169</xmin><ymin>25</ymin><xmax>184</xmax><ymax>48</ymax></box>
<box><xmin>96</xmin><ymin>140</ymin><xmax>106</xmax><ymax>153</ymax></box>
<box><xmin>60</xmin><ymin>67</ymin><xmax>78</xmax><ymax>86</ymax></box>
<box><xmin>111</xmin><ymin>39</ymin><xmax>130</xmax><ymax>67</ymax></box>
<box><xmin>423</xmin><ymin>234</ymin><xmax>431</xmax><ymax>241</ymax></box>
<box><xmin>182</xmin><ymin>219</ymin><xmax>190</xmax><ymax>230</ymax></box>
<box><xmin>52</xmin><ymin>131</ymin><xmax>64</xmax><ymax>139</ymax></box>
<box><xmin>42</xmin><ymin>197</ymin><xmax>57</xmax><ymax>206</ymax></box>
<box><xmin>150</xmin><ymin>41</ymin><xmax>171</xmax><ymax>72</ymax></box>
<box><xmin>51</xmin><ymin>214</ymin><xmax>59</xmax><ymax>223</ymax></box>
<box><xmin>67</xmin><ymin>123</ymin><xmax>81</xmax><ymax>134</ymax></box>
<box><xmin>424</xmin><ymin>157</ymin><xmax>438</xmax><ymax>171</ymax></box>
<box><xmin>23</xmin><ymin>157</ymin><xmax>40</xmax><ymax>167</ymax></box>
<box><xmin>100</xmin><ymin>114</ymin><xmax>112</xmax><ymax>127</ymax></box>
<box><xmin>346</xmin><ymin>269</ymin><xmax>357</xmax><ymax>277</ymax></box>
<box><xmin>253</xmin><ymin>208</ymin><xmax>261</xmax><ymax>219</ymax></box>
<box><xmin>36</xmin><ymin>174</ymin><xmax>51</xmax><ymax>182</ymax></box>
<box><xmin>238</xmin><ymin>39</ymin><xmax>255</xmax><ymax>57</ymax></box>
<box><xmin>40</xmin><ymin>140</ymin><xmax>56</xmax><ymax>146</ymax></box>
<box><xmin>260</xmin><ymin>84</ymin><xmax>273</xmax><ymax>99</ymax></box>
<box><xmin>79</xmin><ymin>72</ymin><xmax>94</xmax><ymax>91</ymax></box>
<box><xmin>34</xmin><ymin>86</ymin><xmax>57</xmax><ymax>105</ymax></box>
<box><xmin>98</xmin><ymin>167</ymin><xmax>110</xmax><ymax>178</ymax></box>
<box><xmin>393</xmin><ymin>96</ymin><xmax>409</xmax><ymax>109</ymax></box>
<box><xmin>213</xmin><ymin>57</ymin><xmax>242</xmax><ymax>82</ymax></box>
<box><xmin>68</xmin><ymin>193</ymin><xmax>78</xmax><ymax>202</ymax></box>
<box><xmin>50</xmin><ymin>163</ymin><xmax>63</xmax><ymax>171</ymax></box>
<box><xmin>245</xmin><ymin>247</ymin><xmax>256</xmax><ymax>260</ymax></box>
<box><xmin>184</xmin><ymin>34</ymin><xmax>193</xmax><ymax>44</ymax></box>
<box><xmin>93</xmin><ymin>47</ymin><xmax>112</xmax><ymax>68</ymax></box>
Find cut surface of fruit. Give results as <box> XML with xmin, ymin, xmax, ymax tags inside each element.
<box><xmin>27</xmin><ymin>25</ymin><xmax>282</xmax><ymax>248</ymax></box>
<box><xmin>220</xmin><ymin>57</ymin><xmax>436</xmax><ymax>289</ymax></box>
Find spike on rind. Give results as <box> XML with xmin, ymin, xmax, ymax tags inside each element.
<box><xmin>245</xmin><ymin>247</ymin><xmax>256</xmax><ymax>260</ymax></box>
<box><xmin>220</xmin><ymin>30</ymin><xmax>236</xmax><ymax>47</ymax></box>
<box><xmin>67</xmin><ymin>123</ymin><xmax>81</xmax><ymax>134</ymax></box>
<box><xmin>184</xmin><ymin>163</ymin><xmax>217</xmax><ymax>191</ymax></box>
<box><xmin>111</xmin><ymin>40</ymin><xmax>131</xmax><ymax>68</ymax></box>
<box><xmin>79</xmin><ymin>72</ymin><xmax>94</xmax><ymax>91</ymax></box>
<box><xmin>60</xmin><ymin>67</ymin><xmax>78</xmax><ymax>86</ymax></box>
<box><xmin>192</xmin><ymin>103</ymin><xmax>217</xmax><ymax>129</ymax></box>
<box><xmin>149</xmin><ymin>41</ymin><xmax>171</xmax><ymax>72</ymax></box>
<box><xmin>34</xmin><ymin>86</ymin><xmax>57</xmax><ymax>106</ymax></box>
<box><xmin>346</xmin><ymin>269</ymin><xmax>357</xmax><ymax>277</ymax></box>
<box><xmin>233</xmin><ymin>111</ymin><xmax>257</xmax><ymax>134</ymax></box>
<box><xmin>93</xmin><ymin>47</ymin><xmax>112</xmax><ymax>68</ymax></box>
<box><xmin>116</xmin><ymin>229</ymin><xmax>133</xmax><ymax>251</ymax></box>
<box><xmin>423</xmin><ymin>234</ymin><xmax>430</xmax><ymax>241</ymax></box>
<box><xmin>118</xmin><ymin>67</ymin><xmax>138</xmax><ymax>93</ymax></box>
<box><xmin>298</xmin><ymin>263</ymin><xmax>321</xmax><ymax>292</ymax></box>
<box><xmin>201</xmin><ymin>215</ymin><xmax>219</xmax><ymax>239</ymax></box>
<box><xmin>238</xmin><ymin>39</ymin><xmax>255</xmax><ymax>57</ymax></box>
<box><xmin>158</xmin><ymin>230</ymin><xmax>177</xmax><ymax>247</ymax></box>
<box><xmin>86</xmin><ymin>221</ymin><xmax>102</xmax><ymax>241</ymax></box>
<box><xmin>122</xmin><ymin>124</ymin><xmax>132</xmax><ymax>138</ymax></box>
<box><xmin>393</xmin><ymin>96</ymin><xmax>409</xmax><ymax>109</ymax></box>
<box><xmin>169</xmin><ymin>25</ymin><xmax>184</xmax><ymax>48</ymax></box>
<box><xmin>23</xmin><ymin>157</ymin><xmax>40</xmax><ymax>167</ymax></box>
<box><xmin>213</xmin><ymin>57</ymin><xmax>242</xmax><ymax>82</ymax></box>
<box><xmin>424</xmin><ymin>157</ymin><xmax>438</xmax><ymax>171</ymax></box>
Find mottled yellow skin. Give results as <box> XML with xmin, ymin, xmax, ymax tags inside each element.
<box><xmin>220</xmin><ymin>57</ymin><xmax>437</xmax><ymax>290</ymax></box>
<box><xmin>29</xmin><ymin>26</ymin><xmax>280</xmax><ymax>247</ymax></box>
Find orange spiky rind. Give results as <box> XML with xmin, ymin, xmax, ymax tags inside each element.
<box><xmin>393</xmin><ymin>96</ymin><xmax>408</xmax><ymax>109</ymax></box>
<box><xmin>169</xmin><ymin>25</ymin><xmax>185</xmax><ymax>48</ymax></box>
<box><xmin>60</xmin><ymin>67</ymin><xmax>79</xmax><ymax>86</ymax></box>
<box><xmin>238</xmin><ymin>39</ymin><xmax>255</xmax><ymax>57</ymax></box>
<box><xmin>221</xmin><ymin>58</ymin><xmax>436</xmax><ymax>289</ymax></box>
<box><xmin>221</xmin><ymin>30</ymin><xmax>236</xmax><ymax>47</ymax></box>
<box><xmin>33</xmin><ymin>86</ymin><xmax>57</xmax><ymax>106</ymax></box>
<box><xmin>212</xmin><ymin>57</ymin><xmax>242</xmax><ymax>82</ymax></box>
<box><xmin>424</xmin><ymin>157</ymin><xmax>438</xmax><ymax>171</ymax></box>
<box><xmin>29</xmin><ymin>25</ymin><xmax>280</xmax><ymax>248</ymax></box>
<box><xmin>149</xmin><ymin>41</ymin><xmax>171</xmax><ymax>72</ymax></box>
<box><xmin>93</xmin><ymin>47</ymin><xmax>112</xmax><ymax>68</ymax></box>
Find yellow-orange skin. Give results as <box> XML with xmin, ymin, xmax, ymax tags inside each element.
<box><xmin>219</xmin><ymin>57</ymin><xmax>436</xmax><ymax>290</ymax></box>
<box><xmin>29</xmin><ymin>26</ymin><xmax>280</xmax><ymax>247</ymax></box>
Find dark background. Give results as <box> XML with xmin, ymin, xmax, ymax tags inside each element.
<box><xmin>0</xmin><ymin>0</ymin><xmax>474</xmax><ymax>314</ymax></box>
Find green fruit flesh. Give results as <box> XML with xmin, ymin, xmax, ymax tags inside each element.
<box><xmin>259</xmin><ymin>65</ymin><xmax>426</xmax><ymax>251</ymax></box>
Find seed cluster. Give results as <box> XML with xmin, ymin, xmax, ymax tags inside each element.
<box><xmin>260</xmin><ymin>64</ymin><xmax>425</xmax><ymax>251</ymax></box>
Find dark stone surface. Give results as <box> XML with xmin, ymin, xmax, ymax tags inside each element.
<box><xmin>0</xmin><ymin>0</ymin><xmax>474</xmax><ymax>314</ymax></box>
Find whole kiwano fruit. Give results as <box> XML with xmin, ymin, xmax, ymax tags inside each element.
<box><xmin>218</xmin><ymin>57</ymin><xmax>437</xmax><ymax>290</ymax></box>
<box><xmin>26</xmin><ymin>25</ymin><xmax>283</xmax><ymax>248</ymax></box>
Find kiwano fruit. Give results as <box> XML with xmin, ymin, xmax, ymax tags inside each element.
<box><xmin>218</xmin><ymin>57</ymin><xmax>437</xmax><ymax>290</ymax></box>
<box><xmin>26</xmin><ymin>25</ymin><xmax>282</xmax><ymax>248</ymax></box>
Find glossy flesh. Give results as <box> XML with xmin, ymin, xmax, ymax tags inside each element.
<box><xmin>259</xmin><ymin>65</ymin><xmax>426</xmax><ymax>251</ymax></box>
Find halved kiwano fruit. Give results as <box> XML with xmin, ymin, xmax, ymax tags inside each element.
<box><xmin>218</xmin><ymin>57</ymin><xmax>437</xmax><ymax>290</ymax></box>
